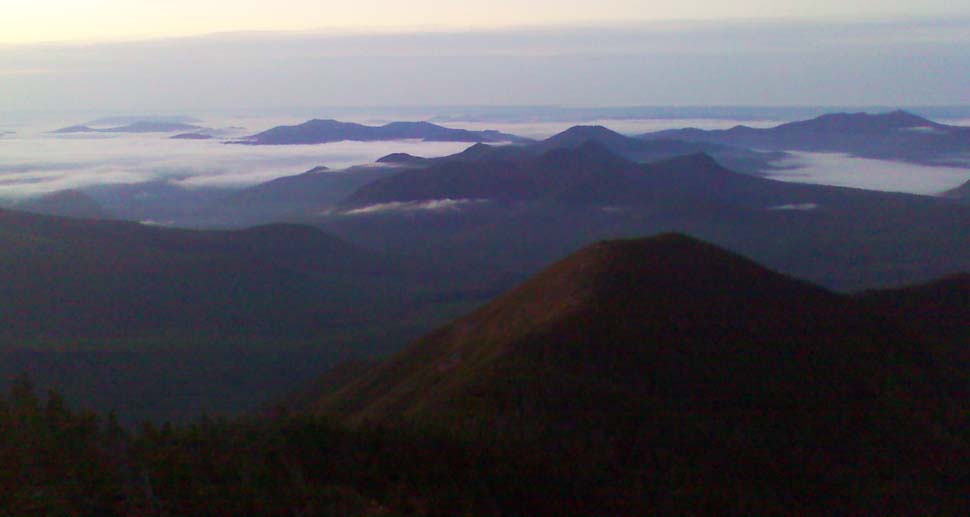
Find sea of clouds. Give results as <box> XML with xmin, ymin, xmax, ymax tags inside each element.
<box><xmin>1</xmin><ymin>112</ymin><xmax>969</xmax><ymax>201</ymax></box>
<box><xmin>767</xmin><ymin>152</ymin><xmax>970</xmax><ymax>195</ymax></box>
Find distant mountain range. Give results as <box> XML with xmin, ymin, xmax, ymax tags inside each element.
<box><xmin>237</xmin><ymin>119</ymin><xmax>531</xmax><ymax>145</ymax></box>
<box><xmin>338</xmin><ymin>134</ymin><xmax>955</xmax><ymax>213</ymax></box>
<box><xmin>317</xmin><ymin>137</ymin><xmax>970</xmax><ymax>291</ymax></box>
<box><xmin>370</xmin><ymin>124</ymin><xmax>785</xmax><ymax>173</ymax></box>
<box><xmin>170</xmin><ymin>132</ymin><xmax>214</xmax><ymax>140</ymax></box>
<box><xmin>642</xmin><ymin>110</ymin><xmax>970</xmax><ymax>166</ymax></box>
<box><xmin>52</xmin><ymin>121</ymin><xmax>203</xmax><ymax>134</ymax></box>
<box><xmin>157</xmin><ymin>124</ymin><xmax>782</xmax><ymax>226</ymax></box>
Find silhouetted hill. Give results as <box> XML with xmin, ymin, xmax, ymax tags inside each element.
<box><xmin>644</xmin><ymin>110</ymin><xmax>970</xmax><ymax>165</ymax></box>
<box><xmin>238</xmin><ymin>119</ymin><xmax>530</xmax><ymax>145</ymax></box>
<box><xmin>0</xmin><ymin>209</ymin><xmax>405</xmax><ymax>338</ymax></box>
<box><xmin>0</xmin><ymin>208</ymin><xmax>506</xmax><ymax>421</ymax></box>
<box><xmin>773</xmin><ymin>110</ymin><xmax>942</xmax><ymax>133</ymax></box>
<box><xmin>376</xmin><ymin>153</ymin><xmax>432</xmax><ymax>166</ymax></box>
<box><xmin>944</xmin><ymin>179</ymin><xmax>970</xmax><ymax>201</ymax></box>
<box><xmin>313</xmin><ymin>234</ymin><xmax>931</xmax><ymax>424</ymax></box>
<box><xmin>540</xmin><ymin>125</ymin><xmax>645</xmax><ymax>151</ymax></box>
<box><xmin>15</xmin><ymin>189</ymin><xmax>113</xmax><ymax>220</ymax></box>
<box><xmin>858</xmin><ymin>273</ymin><xmax>970</xmax><ymax>353</ymax></box>
<box><xmin>301</xmin><ymin>234</ymin><xmax>967</xmax><ymax>511</ymax></box>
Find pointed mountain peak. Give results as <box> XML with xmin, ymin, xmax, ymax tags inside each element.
<box><xmin>535</xmin><ymin>139</ymin><xmax>632</xmax><ymax>166</ymax></box>
<box><xmin>553</xmin><ymin>234</ymin><xmax>797</xmax><ymax>289</ymax></box>
<box><xmin>549</xmin><ymin>125</ymin><xmax>626</xmax><ymax>141</ymax></box>
<box><xmin>303</xmin><ymin>118</ymin><xmax>348</xmax><ymax>126</ymax></box>
<box><xmin>451</xmin><ymin>142</ymin><xmax>499</xmax><ymax>160</ymax></box>
<box><xmin>376</xmin><ymin>153</ymin><xmax>429</xmax><ymax>165</ymax></box>
<box><xmin>311</xmin><ymin>233</ymin><xmax>865</xmax><ymax>427</ymax></box>
<box><xmin>497</xmin><ymin>233</ymin><xmax>832</xmax><ymax>314</ymax></box>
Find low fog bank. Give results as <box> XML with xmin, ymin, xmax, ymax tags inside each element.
<box><xmin>768</xmin><ymin>152</ymin><xmax>970</xmax><ymax>195</ymax></box>
<box><xmin>0</xmin><ymin>119</ymin><xmax>471</xmax><ymax>199</ymax></box>
<box><xmin>4</xmin><ymin>111</ymin><xmax>970</xmax><ymax>202</ymax></box>
<box><xmin>0</xmin><ymin>113</ymin><xmax>785</xmax><ymax>199</ymax></box>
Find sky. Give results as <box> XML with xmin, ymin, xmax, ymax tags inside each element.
<box><xmin>3</xmin><ymin>1</ymin><xmax>969</xmax><ymax>45</ymax></box>
<box><xmin>0</xmin><ymin>3</ymin><xmax>969</xmax><ymax>110</ymax></box>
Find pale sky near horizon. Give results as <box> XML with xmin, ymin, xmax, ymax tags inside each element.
<box><xmin>1</xmin><ymin>3</ymin><xmax>968</xmax><ymax>110</ymax></box>
<box><xmin>3</xmin><ymin>0</ymin><xmax>969</xmax><ymax>45</ymax></box>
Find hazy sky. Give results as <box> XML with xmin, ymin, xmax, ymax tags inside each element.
<box><xmin>1</xmin><ymin>5</ymin><xmax>968</xmax><ymax>110</ymax></box>
<box><xmin>3</xmin><ymin>1</ymin><xmax>969</xmax><ymax>44</ymax></box>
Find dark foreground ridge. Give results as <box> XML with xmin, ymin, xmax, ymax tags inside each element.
<box><xmin>2</xmin><ymin>232</ymin><xmax>967</xmax><ymax>514</ymax></box>
<box><xmin>310</xmin><ymin>233</ymin><xmax>941</xmax><ymax>422</ymax></box>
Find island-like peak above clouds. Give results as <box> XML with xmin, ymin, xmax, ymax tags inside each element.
<box><xmin>772</xmin><ymin>110</ymin><xmax>944</xmax><ymax>133</ymax></box>
<box><xmin>52</xmin><ymin>121</ymin><xmax>203</xmax><ymax>134</ymax></box>
<box><xmin>368</xmin><ymin>123</ymin><xmax>784</xmax><ymax>173</ymax></box>
<box><xmin>641</xmin><ymin>110</ymin><xmax>970</xmax><ymax>166</ymax></box>
<box><xmin>237</xmin><ymin>119</ymin><xmax>531</xmax><ymax>145</ymax></box>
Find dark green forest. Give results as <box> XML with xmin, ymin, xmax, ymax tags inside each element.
<box><xmin>4</xmin><ymin>371</ymin><xmax>967</xmax><ymax>515</ymax></box>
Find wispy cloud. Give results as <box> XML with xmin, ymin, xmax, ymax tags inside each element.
<box><xmin>343</xmin><ymin>198</ymin><xmax>490</xmax><ymax>215</ymax></box>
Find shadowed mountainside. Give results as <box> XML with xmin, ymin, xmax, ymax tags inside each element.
<box><xmin>15</xmin><ymin>189</ymin><xmax>114</xmax><ymax>220</ymax></box>
<box><xmin>310</xmin><ymin>234</ymin><xmax>957</xmax><ymax>424</ymax></box>
<box><xmin>298</xmin><ymin>234</ymin><xmax>968</xmax><ymax>511</ymax></box>
<box><xmin>320</xmin><ymin>142</ymin><xmax>970</xmax><ymax>291</ymax></box>
<box><xmin>945</xmin><ymin>178</ymin><xmax>970</xmax><ymax>201</ymax></box>
<box><xmin>0</xmin><ymin>208</ymin><xmax>509</xmax><ymax>421</ymax></box>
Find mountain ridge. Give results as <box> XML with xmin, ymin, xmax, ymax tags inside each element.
<box><xmin>238</xmin><ymin>118</ymin><xmax>530</xmax><ymax>145</ymax></box>
<box><xmin>641</xmin><ymin>110</ymin><xmax>970</xmax><ymax>165</ymax></box>
<box><xmin>310</xmin><ymin>233</ymin><xmax>936</xmax><ymax>429</ymax></box>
